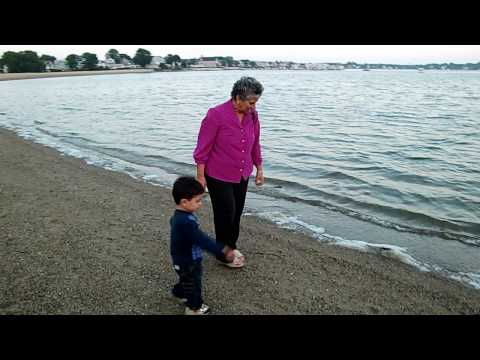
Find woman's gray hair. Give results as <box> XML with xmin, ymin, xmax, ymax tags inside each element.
<box><xmin>231</xmin><ymin>77</ymin><xmax>264</xmax><ymax>100</ymax></box>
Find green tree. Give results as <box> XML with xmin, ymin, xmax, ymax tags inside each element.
<box><xmin>133</xmin><ymin>48</ymin><xmax>152</xmax><ymax>68</ymax></box>
<box><xmin>66</xmin><ymin>54</ymin><xmax>81</xmax><ymax>70</ymax></box>
<box><xmin>119</xmin><ymin>53</ymin><xmax>132</xmax><ymax>62</ymax></box>
<box><xmin>40</xmin><ymin>54</ymin><xmax>56</xmax><ymax>63</ymax></box>
<box><xmin>165</xmin><ymin>54</ymin><xmax>174</xmax><ymax>65</ymax></box>
<box><xmin>0</xmin><ymin>50</ymin><xmax>45</xmax><ymax>73</ymax></box>
<box><xmin>165</xmin><ymin>54</ymin><xmax>182</xmax><ymax>65</ymax></box>
<box><xmin>106</xmin><ymin>49</ymin><xmax>121</xmax><ymax>64</ymax></box>
<box><xmin>81</xmin><ymin>53</ymin><xmax>98</xmax><ymax>70</ymax></box>
<box><xmin>1</xmin><ymin>51</ymin><xmax>16</xmax><ymax>72</ymax></box>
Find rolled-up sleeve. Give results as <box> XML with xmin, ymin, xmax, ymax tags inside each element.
<box><xmin>193</xmin><ymin>109</ymin><xmax>218</xmax><ymax>165</ymax></box>
<box><xmin>251</xmin><ymin>112</ymin><xmax>262</xmax><ymax>166</ymax></box>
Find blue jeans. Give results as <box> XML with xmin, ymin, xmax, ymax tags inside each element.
<box><xmin>172</xmin><ymin>261</ymin><xmax>203</xmax><ymax>310</ymax></box>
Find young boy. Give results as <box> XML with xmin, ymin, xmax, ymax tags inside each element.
<box><xmin>170</xmin><ymin>176</ymin><xmax>236</xmax><ymax>315</ymax></box>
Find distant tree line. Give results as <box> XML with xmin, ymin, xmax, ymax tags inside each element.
<box><xmin>2</xmin><ymin>48</ymin><xmax>479</xmax><ymax>73</ymax></box>
<box><xmin>0</xmin><ymin>51</ymin><xmax>57</xmax><ymax>73</ymax></box>
<box><xmin>1</xmin><ymin>48</ymin><xmax>160</xmax><ymax>73</ymax></box>
<box><xmin>345</xmin><ymin>61</ymin><xmax>480</xmax><ymax>70</ymax></box>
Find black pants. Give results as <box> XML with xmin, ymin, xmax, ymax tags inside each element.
<box><xmin>172</xmin><ymin>261</ymin><xmax>203</xmax><ymax>310</ymax></box>
<box><xmin>205</xmin><ymin>174</ymin><xmax>249</xmax><ymax>250</ymax></box>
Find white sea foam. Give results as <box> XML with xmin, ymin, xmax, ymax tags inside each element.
<box><xmin>257</xmin><ymin>211</ymin><xmax>326</xmax><ymax>234</ymax></box>
<box><xmin>449</xmin><ymin>272</ymin><xmax>480</xmax><ymax>290</ymax></box>
<box><xmin>143</xmin><ymin>174</ymin><xmax>159</xmax><ymax>180</ymax></box>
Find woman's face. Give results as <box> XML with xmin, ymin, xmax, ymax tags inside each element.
<box><xmin>234</xmin><ymin>95</ymin><xmax>260</xmax><ymax>114</ymax></box>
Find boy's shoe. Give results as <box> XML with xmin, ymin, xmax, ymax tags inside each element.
<box><xmin>185</xmin><ymin>303</ymin><xmax>211</xmax><ymax>315</ymax></box>
<box><xmin>172</xmin><ymin>293</ymin><xmax>187</xmax><ymax>303</ymax></box>
<box><xmin>171</xmin><ymin>289</ymin><xmax>187</xmax><ymax>303</ymax></box>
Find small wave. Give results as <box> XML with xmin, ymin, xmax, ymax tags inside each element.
<box><xmin>58</xmin><ymin>135</ymin><xmax>100</xmax><ymax>146</ymax></box>
<box><xmin>448</xmin><ymin>272</ymin><xmax>480</xmax><ymax>290</ymax></box>
<box><xmin>370</xmin><ymin>111</ymin><xmax>419</xmax><ymax>120</ymax></box>
<box><xmin>405</xmin><ymin>156</ymin><xmax>435</xmax><ymax>161</ymax></box>
<box><xmin>425</xmin><ymin>114</ymin><xmax>456</xmax><ymax>120</ymax></box>
<box><xmin>252</xmin><ymin>177</ymin><xmax>480</xmax><ymax>247</ymax></box>
<box><xmin>59</xmin><ymin>107</ymin><xmax>83</xmax><ymax>112</ymax></box>
<box><xmin>331</xmin><ymin>238</ymin><xmax>431</xmax><ymax>272</ymax></box>
<box><xmin>36</xmin><ymin>127</ymin><xmax>61</xmax><ymax>138</ymax></box>
<box><xmin>320</xmin><ymin>170</ymin><xmax>371</xmax><ymax>184</ymax></box>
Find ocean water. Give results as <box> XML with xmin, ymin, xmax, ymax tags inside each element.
<box><xmin>1</xmin><ymin>69</ymin><xmax>479</xmax><ymax>289</ymax></box>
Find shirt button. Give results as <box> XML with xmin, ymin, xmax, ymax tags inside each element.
<box><xmin>242</xmin><ymin>139</ymin><xmax>245</xmax><ymax>143</ymax></box>
<box><xmin>242</xmin><ymin>150</ymin><xmax>245</xmax><ymax>153</ymax></box>
<box><xmin>240</xmin><ymin>169</ymin><xmax>243</xmax><ymax>172</ymax></box>
<box><xmin>241</xmin><ymin>160</ymin><xmax>245</xmax><ymax>163</ymax></box>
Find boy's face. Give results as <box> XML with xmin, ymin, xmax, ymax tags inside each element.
<box><xmin>180</xmin><ymin>194</ymin><xmax>204</xmax><ymax>213</ymax></box>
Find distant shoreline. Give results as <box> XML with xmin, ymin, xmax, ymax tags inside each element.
<box><xmin>0</xmin><ymin>69</ymin><xmax>155</xmax><ymax>81</ymax></box>
<box><xmin>2</xmin><ymin>68</ymin><xmax>479</xmax><ymax>82</ymax></box>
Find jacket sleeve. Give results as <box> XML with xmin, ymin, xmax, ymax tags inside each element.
<box><xmin>251</xmin><ymin>111</ymin><xmax>263</xmax><ymax>166</ymax></box>
<box><xmin>193</xmin><ymin>109</ymin><xmax>218</xmax><ymax>165</ymax></box>
<box><xmin>185</xmin><ymin>218</ymin><xmax>225</xmax><ymax>257</ymax></box>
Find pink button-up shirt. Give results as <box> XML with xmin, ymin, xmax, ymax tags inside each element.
<box><xmin>193</xmin><ymin>99</ymin><xmax>262</xmax><ymax>183</ymax></box>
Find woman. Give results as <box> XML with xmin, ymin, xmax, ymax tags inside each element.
<box><xmin>193</xmin><ymin>77</ymin><xmax>264</xmax><ymax>268</ymax></box>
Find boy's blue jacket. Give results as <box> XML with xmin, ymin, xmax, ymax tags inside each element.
<box><xmin>170</xmin><ymin>209</ymin><xmax>225</xmax><ymax>265</ymax></box>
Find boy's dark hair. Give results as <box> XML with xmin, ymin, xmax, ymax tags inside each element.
<box><xmin>172</xmin><ymin>176</ymin><xmax>205</xmax><ymax>205</ymax></box>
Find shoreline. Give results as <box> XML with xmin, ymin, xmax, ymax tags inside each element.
<box><xmin>0</xmin><ymin>69</ymin><xmax>155</xmax><ymax>81</ymax></box>
<box><xmin>2</xmin><ymin>68</ymin><xmax>478</xmax><ymax>82</ymax></box>
<box><xmin>1</xmin><ymin>127</ymin><xmax>480</xmax><ymax>314</ymax></box>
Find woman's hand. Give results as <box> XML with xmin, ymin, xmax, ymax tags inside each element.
<box><xmin>196</xmin><ymin>164</ymin><xmax>207</xmax><ymax>189</ymax></box>
<box><xmin>197</xmin><ymin>175</ymin><xmax>207</xmax><ymax>189</ymax></box>
<box><xmin>255</xmin><ymin>170</ymin><xmax>264</xmax><ymax>186</ymax></box>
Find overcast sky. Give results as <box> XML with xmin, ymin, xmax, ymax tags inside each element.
<box><xmin>1</xmin><ymin>45</ymin><xmax>479</xmax><ymax>64</ymax></box>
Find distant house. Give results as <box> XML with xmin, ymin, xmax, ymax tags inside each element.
<box><xmin>255</xmin><ymin>61</ymin><xmax>267</xmax><ymax>69</ymax></box>
<box><xmin>190</xmin><ymin>59</ymin><xmax>220</xmax><ymax>68</ymax></box>
<box><xmin>120</xmin><ymin>57</ymin><xmax>133</xmax><ymax>66</ymax></box>
<box><xmin>98</xmin><ymin>58</ymin><xmax>140</xmax><ymax>70</ymax></box>
<box><xmin>291</xmin><ymin>63</ymin><xmax>306</xmax><ymax>70</ymax></box>
<box><xmin>46</xmin><ymin>60</ymin><xmax>68</xmax><ymax>71</ymax></box>
<box><xmin>146</xmin><ymin>56</ymin><xmax>166</xmax><ymax>69</ymax></box>
<box><xmin>2</xmin><ymin>65</ymin><xmax>8</xmax><ymax>73</ymax></box>
<box><xmin>305</xmin><ymin>63</ymin><xmax>329</xmax><ymax>70</ymax></box>
<box><xmin>104</xmin><ymin>58</ymin><xmax>117</xmax><ymax>67</ymax></box>
<box><xmin>98</xmin><ymin>58</ymin><xmax>119</xmax><ymax>69</ymax></box>
<box><xmin>326</xmin><ymin>64</ymin><xmax>344</xmax><ymax>70</ymax></box>
<box><xmin>255</xmin><ymin>61</ymin><xmax>274</xmax><ymax>69</ymax></box>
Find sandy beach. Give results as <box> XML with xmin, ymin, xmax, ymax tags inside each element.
<box><xmin>1</xmin><ymin>127</ymin><xmax>480</xmax><ymax>315</ymax></box>
<box><xmin>0</xmin><ymin>69</ymin><xmax>154</xmax><ymax>81</ymax></box>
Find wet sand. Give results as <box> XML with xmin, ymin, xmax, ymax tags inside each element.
<box><xmin>1</xmin><ymin>127</ymin><xmax>480</xmax><ymax>314</ymax></box>
<box><xmin>0</xmin><ymin>69</ymin><xmax>154</xmax><ymax>81</ymax></box>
